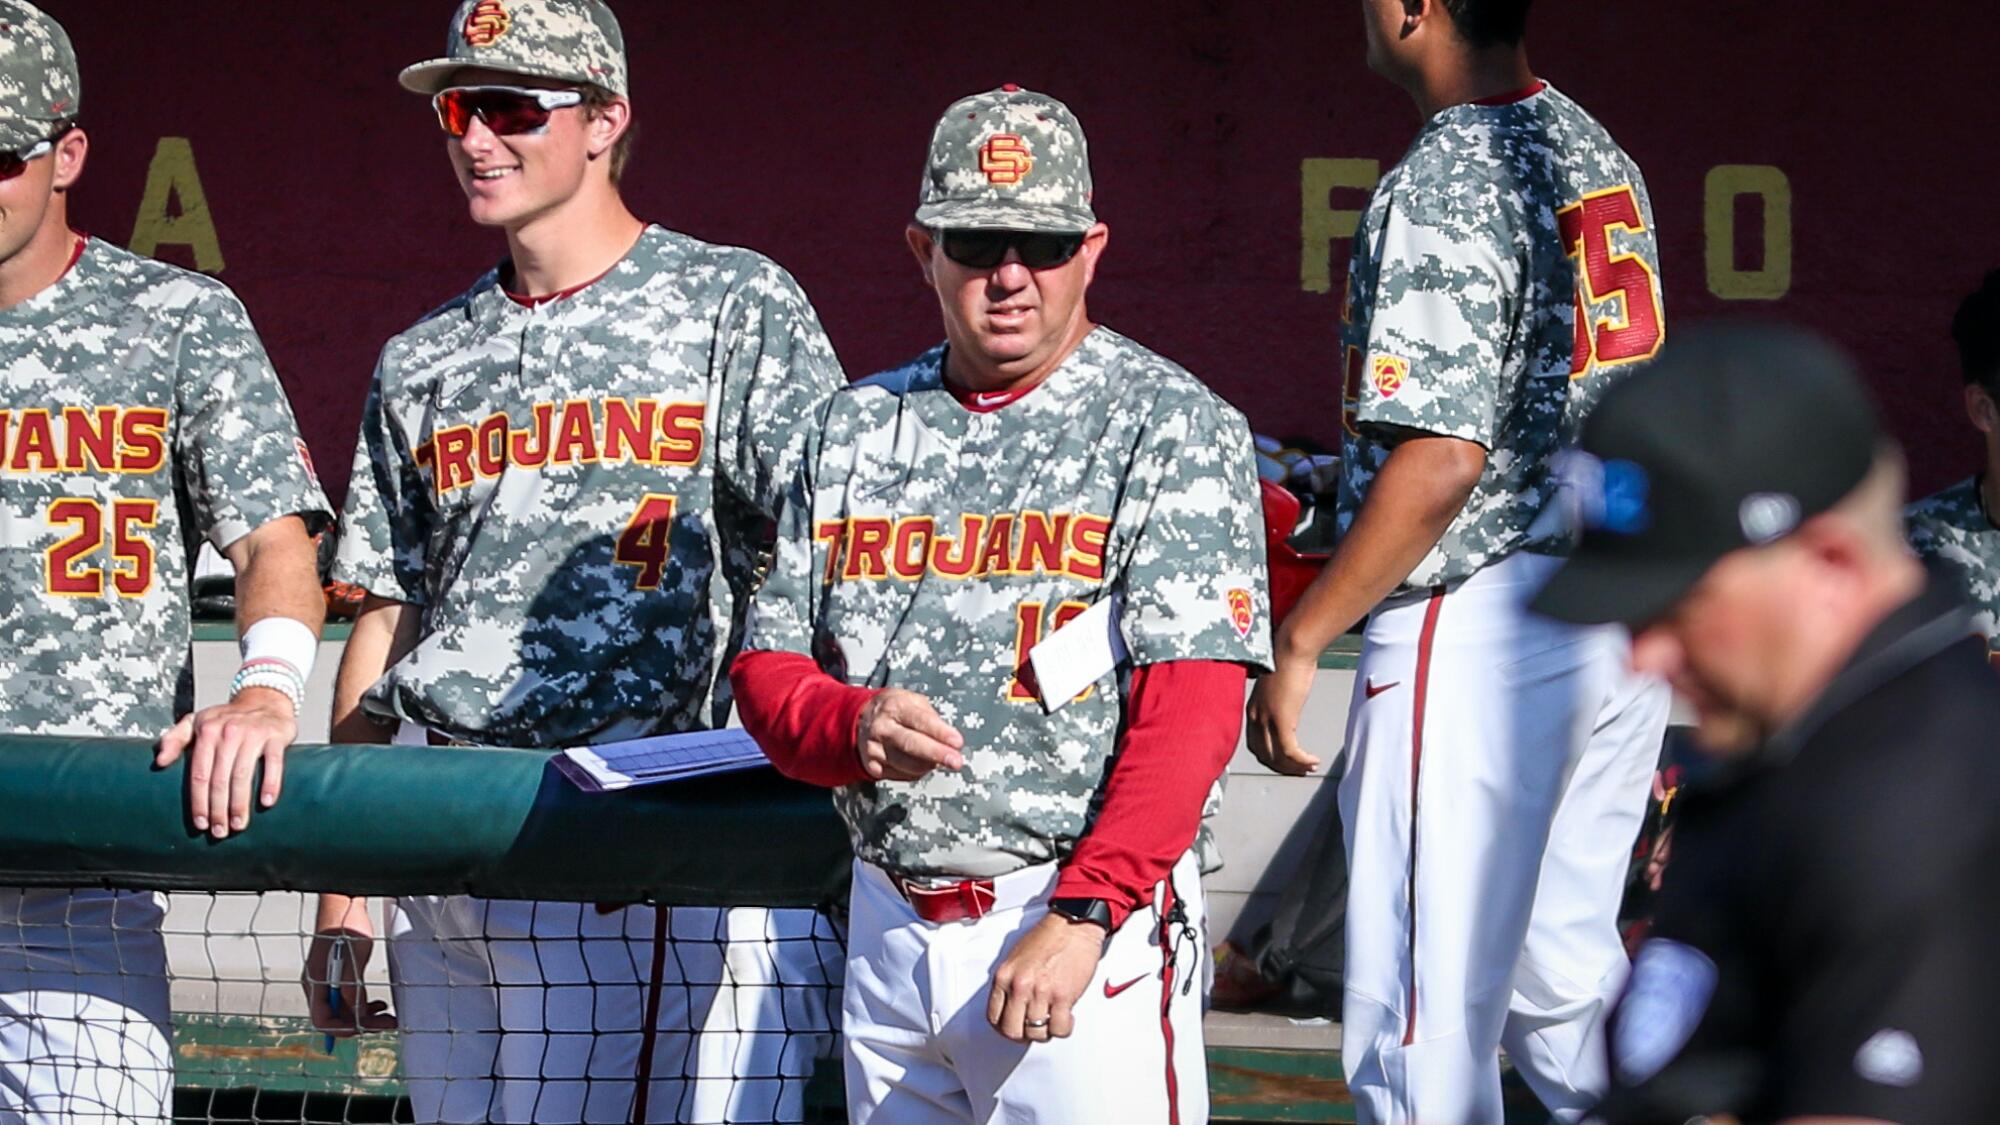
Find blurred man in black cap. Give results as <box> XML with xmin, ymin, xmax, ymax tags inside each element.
<box><xmin>1533</xmin><ymin>321</ymin><xmax>2000</xmax><ymax>1124</ymax></box>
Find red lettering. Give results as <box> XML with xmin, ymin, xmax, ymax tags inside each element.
<box><xmin>603</xmin><ymin>398</ymin><xmax>657</xmax><ymax>464</ymax></box>
<box><xmin>475</xmin><ymin>412</ymin><xmax>508</xmax><ymax>480</ymax></box>
<box><xmin>1559</xmin><ymin>185</ymin><xmax>1665</xmax><ymax>376</ymax></box>
<box><xmin>1015</xmin><ymin>511</ymin><xmax>1069</xmax><ymax>575</ymax></box>
<box><xmin>1065</xmin><ymin>514</ymin><xmax>1110</xmax><ymax>581</ymax></box>
<box><xmin>656</xmin><ymin>402</ymin><xmax>705</xmax><ymax>467</ymax></box>
<box><xmin>843</xmin><ymin>517</ymin><xmax>893</xmax><ymax>580</ymax></box>
<box><xmin>11</xmin><ymin>411</ymin><xmax>56</xmax><ymax>472</ymax></box>
<box><xmin>977</xmin><ymin>513</ymin><xmax>1016</xmax><ymax>577</ymax></box>
<box><xmin>118</xmin><ymin>408</ymin><xmax>168</xmax><ymax>473</ymax></box>
<box><xmin>931</xmin><ymin>514</ymin><xmax>984</xmax><ymax>578</ymax></box>
<box><xmin>891</xmin><ymin>516</ymin><xmax>934</xmax><ymax>580</ymax></box>
<box><xmin>551</xmin><ymin>400</ymin><xmax>599</xmax><ymax>465</ymax></box>
<box><xmin>432</xmin><ymin>426</ymin><xmax>476</xmax><ymax>494</ymax></box>
<box><xmin>508</xmin><ymin>402</ymin><xmax>554</xmax><ymax>468</ymax></box>
<box><xmin>815</xmin><ymin>520</ymin><xmax>848</xmax><ymax>585</ymax></box>
<box><xmin>63</xmin><ymin>407</ymin><xmax>119</xmax><ymax>472</ymax></box>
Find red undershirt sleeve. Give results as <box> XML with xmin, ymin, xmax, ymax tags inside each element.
<box><xmin>730</xmin><ymin>649</ymin><xmax>878</xmax><ymax>789</ymax></box>
<box><xmin>1054</xmin><ymin>659</ymin><xmax>1248</xmax><ymax>929</ymax></box>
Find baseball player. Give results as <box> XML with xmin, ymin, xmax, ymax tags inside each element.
<box><xmin>1906</xmin><ymin>268</ymin><xmax>2000</xmax><ymax>661</ymax></box>
<box><xmin>1244</xmin><ymin>2</ymin><xmax>1672</xmax><ymax>1121</ymax></box>
<box><xmin>0</xmin><ymin>4</ymin><xmax>331</xmax><ymax>1119</ymax></box>
<box><xmin>731</xmin><ymin>86</ymin><xmax>1271</xmax><ymax>1125</ymax></box>
<box><xmin>303</xmin><ymin>2</ymin><xmax>845</xmax><ymax>1122</ymax></box>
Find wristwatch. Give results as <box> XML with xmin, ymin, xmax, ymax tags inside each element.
<box><xmin>1047</xmin><ymin>897</ymin><xmax>1114</xmax><ymax>929</ymax></box>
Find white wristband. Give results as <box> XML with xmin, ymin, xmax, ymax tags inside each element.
<box><xmin>241</xmin><ymin>617</ymin><xmax>318</xmax><ymax>682</ymax></box>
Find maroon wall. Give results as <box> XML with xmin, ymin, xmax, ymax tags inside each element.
<box><xmin>43</xmin><ymin>1</ymin><xmax>2000</xmax><ymax>507</ymax></box>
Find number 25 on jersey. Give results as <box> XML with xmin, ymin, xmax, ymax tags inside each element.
<box><xmin>46</xmin><ymin>497</ymin><xmax>157</xmax><ymax>597</ymax></box>
<box><xmin>1559</xmin><ymin>185</ymin><xmax>1664</xmax><ymax>377</ymax></box>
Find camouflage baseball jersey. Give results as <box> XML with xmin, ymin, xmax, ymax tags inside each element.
<box><xmin>0</xmin><ymin>238</ymin><xmax>329</xmax><ymax>738</ymax></box>
<box><xmin>1907</xmin><ymin>476</ymin><xmax>2000</xmax><ymax>650</ymax></box>
<box><xmin>1338</xmin><ymin>82</ymin><xmax>1665</xmax><ymax>592</ymax></box>
<box><xmin>745</xmin><ymin>328</ymin><xmax>1273</xmax><ymax>877</ymax></box>
<box><xmin>332</xmin><ymin>225</ymin><xmax>843</xmax><ymax>747</ymax></box>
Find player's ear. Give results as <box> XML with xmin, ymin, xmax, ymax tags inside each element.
<box><xmin>585</xmin><ymin>95</ymin><xmax>631</xmax><ymax>160</ymax></box>
<box><xmin>1964</xmin><ymin>383</ymin><xmax>1998</xmax><ymax>436</ymax></box>
<box><xmin>1402</xmin><ymin>0</ymin><xmax>1427</xmax><ymax>37</ymax></box>
<box><xmin>1077</xmin><ymin>222</ymin><xmax>1109</xmax><ymax>288</ymax></box>
<box><xmin>906</xmin><ymin>224</ymin><xmax>938</xmax><ymax>287</ymax></box>
<box><xmin>49</xmin><ymin>126</ymin><xmax>86</xmax><ymax>192</ymax></box>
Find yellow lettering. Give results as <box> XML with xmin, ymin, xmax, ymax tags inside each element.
<box><xmin>1703</xmin><ymin>164</ymin><xmax>1791</xmax><ymax>301</ymax></box>
<box><xmin>1300</xmin><ymin>157</ymin><xmax>1380</xmax><ymax>294</ymax></box>
<box><xmin>128</xmin><ymin>137</ymin><xmax>224</xmax><ymax>273</ymax></box>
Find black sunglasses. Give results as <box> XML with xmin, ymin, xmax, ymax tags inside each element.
<box><xmin>936</xmin><ymin>229</ymin><xmax>1085</xmax><ymax>270</ymax></box>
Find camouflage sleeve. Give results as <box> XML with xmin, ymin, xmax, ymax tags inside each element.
<box><xmin>1352</xmin><ymin>192</ymin><xmax>1521</xmax><ymax>447</ymax></box>
<box><xmin>1115</xmin><ymin>395</ymin><xmax>1274</xmax><ymax>671</ymax></box>
<box><xmin>711</xmin><ymin>258</ymin><xmax>845</xmax><ymax>520</ymax></box>
<box><xmin>740</xmin><ymin>423</ymin><xmax>824</xmax><ymax>660</ymax></box>
<box><xmin>173</xmin><ymin>286</ymin><xmax>332</xmax><ymax>549</ymax></box>
<box><xmin>329</xmin><ymin>362</ymin><xmax>430</xmax><ymax>606</ymax></box>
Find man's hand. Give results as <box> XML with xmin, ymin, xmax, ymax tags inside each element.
<box><xmin>156</xmin><ymin>686</ymin><xmax>298</xmax><ymax>838</ymax></box>
<box><xmin>987</xmin><ymin>912</ymin><xmax>1108</xmax><ymax>1043</ymax></box>
<box><xmin>1245</xmin><ymin>657</ymin><xmax>1321</xmax><ymax>775</ymax></box>
<box><xmin>304</xmin><ymin>927</ymin><xmax>396</xmax><ymax>1038</ymax></box>
<box><xmin>856</xmin><ymin>688</ymin><xmax>965</xmax><ymax>781</ymax></box>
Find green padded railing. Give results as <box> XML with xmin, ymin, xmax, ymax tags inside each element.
<box><xmin>0</xmin><ymin>738</ymin><xmax>852</xmax><ymax>906</ymax></box>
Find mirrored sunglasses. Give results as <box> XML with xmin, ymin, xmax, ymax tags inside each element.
<box><xmin>432</xmin><ymin>86</ymin><xmax>584</xmax><ymax>138</ymax></box>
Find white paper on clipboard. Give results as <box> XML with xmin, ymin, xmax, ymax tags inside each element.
<box><xmin>1027</xmin><ymin>596</ymin><xmax>1128</xmax><ymax>712</ymax></box>
<box><xmin>554</xmin><ymin>728</ymin><xmax>767</xmax><ymax>792</ymax></box>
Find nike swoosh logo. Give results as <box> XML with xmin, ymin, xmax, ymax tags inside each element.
<box><xmin>1103</xmin><ymin>973</ymin><xmax>1150</xmax><ymax>999</ymax></box>
<box><xmin>1364</xmin><ymin>678</ymin><xmax>1401</xmax><ymax>699</ymax></box>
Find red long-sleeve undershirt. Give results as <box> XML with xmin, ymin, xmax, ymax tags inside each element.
<box><xmin>730</xmin><ymin>649</ymin><xmax>1247</xmax><ymax>929</ymax></box>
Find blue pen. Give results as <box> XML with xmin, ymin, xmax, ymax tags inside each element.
<box><xmin>322</xmin><ymin>938</ymin><xmax>346</xmax><ymax>1055</ymax></box>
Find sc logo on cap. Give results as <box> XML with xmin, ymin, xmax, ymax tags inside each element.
<box><xmin>979</xmin><ymin>135</ymin><xmax>1033</xmax><ymax>185</ymax></box>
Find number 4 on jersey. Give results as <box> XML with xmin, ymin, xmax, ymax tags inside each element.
<box><xmin>1559</xmin><ymin>185</ymin><xmax>1665</xmax><ymax>377</ymax></box>
<box><xmin>614</xmin><ymin>493</ymin><xmax>679</xmax><ymax>590</ymax></box>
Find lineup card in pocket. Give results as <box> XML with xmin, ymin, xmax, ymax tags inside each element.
<box><xmin>555</xmin><ymin>728</ymin><xmax>768</xmax><ymax>793</ymax></box>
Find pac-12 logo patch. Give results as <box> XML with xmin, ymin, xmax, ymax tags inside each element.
<box><xmin>1370</xmin><ymin>354</ymin><xmax>1409</xmax><ymax>398</ymax></box>
<box><xmin>979</xmin><ymin>134</ymin><xmax>1033</xmax><ymax>185</ymax></box>
<box><xmin>463</xmin><ymin>0</ymin><xmax>512</xmax><ymax>46</ymax></box>
<box><xmin>1227</xmin><ymin>588</ymin><xmax>1255</xmax><ymax>639</ymax></box>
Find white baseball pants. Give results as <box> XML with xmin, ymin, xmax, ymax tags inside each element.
<box><xmin>387</xmin><ymin>896</ymin><xmax>842</xmax><ymax>1124</ymax></box>
<box><xmin>842</xmin><ymin>853</ymin><xmax>1208</xmax><ymax>1125</ymax></box>
<box><xmin>1338</xmin><ymin>551</ymin><xmax>1668</xmax><ymax>1125</ymax></box>
<box><xmin>0</xmin><ymin>888</ymin><xmax>172</xmax><ymax>1124</ymax></box>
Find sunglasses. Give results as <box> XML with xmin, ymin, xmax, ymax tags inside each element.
<box><xmin>0</xmin><ymin>127</ymin><xmax>68</xmax><ymax>182</ymax></box>
<box><xmin>432</xmin><ymin>86</ymin><xmax>584</xmax><ymax>138</ymax></box>
<box><xmin>936</xmin><ymin>229</ymin><xmax>1086</xmax><ymax>270</ymax></box>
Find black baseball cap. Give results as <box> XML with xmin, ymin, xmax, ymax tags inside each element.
<box><xmin>1529</xmin><ymin>322</ymin><xmax>1882</xmax><ymax>628</ymax></box>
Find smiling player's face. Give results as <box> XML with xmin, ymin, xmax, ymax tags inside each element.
<box><xmin>442</xmin><ymin>69</ymin><xmax>595</xmax><ymax>231</ymax></box>
<box><xmin>908</xmin><ymin>223</ymin><xmax>1107</xmax><ymax>390</ymax></box>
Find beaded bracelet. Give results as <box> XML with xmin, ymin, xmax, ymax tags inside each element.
<box><xmin>231</xmin><ymin>657</ymin><xmax>305</xmax><ymax>716</ymax></box>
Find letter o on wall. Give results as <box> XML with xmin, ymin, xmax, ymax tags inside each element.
<box><xmin>1704</xmin><ymin>164</ymin><xmax>1792</xmax><ymax>301</ymax></box>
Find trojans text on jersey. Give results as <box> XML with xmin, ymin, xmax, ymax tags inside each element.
<box><xmin>0</xmin><ymin>406</ymin><xmax>168</xmax><ymax>475</ymax></box>
<box><xmin>415</xmin><ymin>397</ymin><xmax>706</xmax><ymax>497</ymax></box>
<box><xmin>816</xmin><ymin>510</ymin><xmax>1111</xmax><ymax>585</ymax></box>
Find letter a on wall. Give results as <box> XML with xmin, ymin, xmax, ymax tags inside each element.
<box><xmin>129</xmin><ymin>137</ymin><xmax>224</xmax><ymax>273</ymax></box>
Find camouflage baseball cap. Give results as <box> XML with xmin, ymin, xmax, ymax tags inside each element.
<box><xmin>916</xmin><ymin>85</ymin><xmax>1095</xmax><ymax>234</ymax></box>
<box><xmin>400</xmin><ymin>0</ymin><xmax>628</xmax><ymax>97</ymax></box>
<box><xmin>0</xmin><ymin>1</ymin><xmax>78</xmax><ymax>151</ymax></box>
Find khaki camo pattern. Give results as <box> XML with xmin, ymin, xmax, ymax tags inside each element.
<box><xmin>0</xmin><ymin>0</ymin><xmax>78</xmax><ymax>149</ymax></box>
<box><xmin>400</xmin><ymin>0</ymin><xmax>628</xmax><ymax>96</ymax></box>
<box><xmin>915</xmin><ymin>86</ymin><xmax>1096</xmax><ymax>235</ymax></box>
<box><xmin>1906</xmin><ymin>477</ymin><xmax>2000</xmax><ymax>648</ymax></box>
<box><xmin>746</xmin><ymin>328</ymin><xmax>1273</xmax><ymax>877</ymax></box>
<box><xmin>0</xmin><ymin>240</ymin><xmax>329</xmax><ymax>737</ymax></box>
<box><xmin>1339</xmin><ymin>83</ymin><xmax>1663</xmax><ymax>591</ymax></box>
<box><xmin>333</xmin><ymin>226</ymin><xmax>843</xmax><ymax>748</ymax></box>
